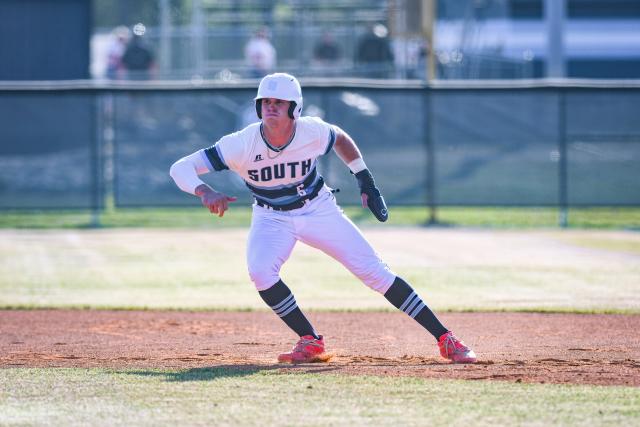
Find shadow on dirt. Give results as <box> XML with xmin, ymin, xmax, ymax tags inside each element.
<box><xmin>125</xmin><ymin>363</ymin><xmax>340</xmax><ymax>382</ymax></box>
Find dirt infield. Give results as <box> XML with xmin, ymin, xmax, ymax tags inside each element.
<box><xmin>1</xmin><ymin>310</ymin><xmax>638</xmax><ymax>386</ymax></box>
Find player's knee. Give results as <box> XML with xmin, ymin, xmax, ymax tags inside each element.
<box><xmin>354</xmin><ymin>265</ymin><xmax>396</xmax><ymax>294</ymax></box>
<box><xmin>248</xmin><ymin>264</ymin><xmax>281</xmax><ymax>291</ymax></box>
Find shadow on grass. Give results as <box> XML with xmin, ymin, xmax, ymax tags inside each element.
<box><xmin>125</xmin><ymin>364</ymin><xmax>339</xmax><ymax>382</ymax></box>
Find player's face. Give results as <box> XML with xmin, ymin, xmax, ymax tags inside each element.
<box><xmin>261</xmin><ymin>98</ymin><xmax>292</xmax><ymax>126</ymax></box>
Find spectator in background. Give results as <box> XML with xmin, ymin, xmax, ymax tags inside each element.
<box><xmin>415</xmin><ymin>39</ymin><xmax>430</xmax><ymax>80</ymax></box>
<box><xmin>122</xmin><ymin>26</ymin><xmax>156</xmax><ymax>80</ymax></box>
<box><xmin>244</xmin><ymin>27</ymin><xmax>277</xmax><ymax>78</ymax></box>
<box><xmin>393</xmin><ymin>37</ymin><xmax>430</xmax><ymax>80</ymax></box>
<box><xmin>355</xmin><ymin>24</ymin><xmax>394</xmax><ymax>78</ymax></box>
<box><xmin>105</xmin><ymin>26</ymin><xmax>130</xmax><ymax>79</ymax></box>
<box><xmin>313</xmin><ymin>31</ymin><xmax>341</xmax><ymax>64</ymax></box>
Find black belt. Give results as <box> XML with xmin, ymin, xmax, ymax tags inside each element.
<box><xmin>255</xmin><ymin>178</ymin><xmax>324</xmax><ymax>211</ymax></box>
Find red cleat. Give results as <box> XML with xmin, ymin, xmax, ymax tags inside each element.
<box><xmin>438</xmin><ymin>331</ymin><xmax>477</xmax><ymax>364</ymax></box>
<box><xmin>277</xmin><ymin>335</ymin><xmax>331</xmax><ymax>364</ymax></box>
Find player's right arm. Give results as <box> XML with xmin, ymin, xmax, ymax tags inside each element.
<box><xmin>169</xmin><ymin>150</ymin><xmax>237</xmax><ymax>217</ymax></box>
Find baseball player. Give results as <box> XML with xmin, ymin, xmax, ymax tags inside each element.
<box><xmin>170</xmin><ymin>73</ymin><xmax>476</xmax><ymax>364</ymax></box>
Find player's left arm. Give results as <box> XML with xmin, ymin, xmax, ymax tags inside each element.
<box><xmin>332</xmin><ymin>126</ymin><xmax>388</xmax><ymax>222</ymax></box>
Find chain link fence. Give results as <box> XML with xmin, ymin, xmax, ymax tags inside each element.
<box><xmin>1</xmin><ymin>80</ymin><xmax>639</xmax><ymax>225</ymax></box>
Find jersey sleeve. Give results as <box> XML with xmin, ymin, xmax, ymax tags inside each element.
<box><xmin>202</xmin><ymin>131</ymin><xmax>245</xmax><ymax>172</ymax></box>
<box><xmin>203</xmin><ymin>144</ymin><xmax>228</xmax><ymax>171</ymax></box>
<box><xmin>325</xmin><ymin>124</ymin><xmax>337</xmax><ymax>155</ymax></box>
<box><xmin>306</xmin><ymin>116</ymin><xmax>336</xmax><ymax>156</ymax></box>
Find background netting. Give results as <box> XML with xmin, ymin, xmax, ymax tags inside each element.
<box><xmin>0</xmin><ymin>91</ymin><xmax>97</xmax><ymax>209</ymax></box>
<box><xmin>1</xmin><ymin>82</ymin><xmax>638</xmax><ymax>209</ymax></box>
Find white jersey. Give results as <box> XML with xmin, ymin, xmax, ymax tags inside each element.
<box><xmin>199</xmin><ymin>116</ymin><xmax>336</xmax><ymax>208</ymax></box>
<box><xmin>170</xmin><ymin>114</ymin><xmax>395</xmax><ymax>295</ymax></box>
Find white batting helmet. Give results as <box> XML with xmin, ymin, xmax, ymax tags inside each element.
<box><xmin>254</xmin><ymin>73</ymin><xmax>303</xmax><ymax>119</ymax></box>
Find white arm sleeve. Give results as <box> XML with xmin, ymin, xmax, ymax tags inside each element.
<box><xmin>169</xmin><ymin>150</ymin><xmax>211</xmax><ymax>195</ymax></box>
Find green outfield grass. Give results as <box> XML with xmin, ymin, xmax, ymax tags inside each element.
<box><xmin>1</xmin><ymin>368</ymin><xmax>638</xmax><ymax>427</ymax></box>
<box><xmin>1</xmin><ymin>211</ymin><xmax>639</xmax><ymax>426</ymax></box>
<box><xmin>0</xmin><ymin>206</ymin><xmax>639</xmax><ymax>229</ymax></box>
<box><xmin>1</xmin><ymin>228</ymin><xmax>638</xmax><ymax>312</ymax></box>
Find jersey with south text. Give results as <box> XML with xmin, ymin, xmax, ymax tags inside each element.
<box><xmin>200</xmin><ymin>116</ymin><xmax>336</xmax><ymax>207</ymax></box>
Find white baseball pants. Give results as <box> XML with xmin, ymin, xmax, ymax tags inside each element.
<box><xmin>247</xmin><ymin>187</ymin><xmax>396</xmax><ymax>293</ymax></box>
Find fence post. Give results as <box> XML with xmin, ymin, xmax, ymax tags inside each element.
<box><xmin>90</xmin><ymin>90</ymin><xmax>102</xmax><ymax>227</ymax></box>
<box><xmin>104</xmin><ymin>92</ymin><xmax>117</xmax><ymax>212</ymax></box>
<box><xmin>320</xmin><ymin>89</ymin><xmax>333</xmax><ymax>183</ymax></box>
<box><xmin>424</xmin><ymin>85</ymin><xmax>437</xmax><ymax>225</ymax></box>
<box><xmin>558</xmin><ymin>89</ymin><xmax>568</xmax><ymax>228</ymax></box>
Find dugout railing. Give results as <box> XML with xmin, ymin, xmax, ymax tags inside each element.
<box><xmin>1</xmin><ymin>79</ymin><xmax>639</xmax><ymax>227</ymax></box>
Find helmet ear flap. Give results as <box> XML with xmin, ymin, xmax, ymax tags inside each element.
<box><xmin>255</xmin><ymin>99</ymin><xmax>262</xmax><ymax>119</ymax></box>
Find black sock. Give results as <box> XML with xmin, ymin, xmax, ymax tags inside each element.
<box><xmin>384</xmin><ymin>276</ymin><xmax>448</xmax><ymax>340</ymax></box>
<box><xmin>259</xmin><ymin>280</ymin><xmax>319</xmax><ymax>339</ymax></box>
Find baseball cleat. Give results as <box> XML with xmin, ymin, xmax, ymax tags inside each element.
<box><xmin>438</xmin><ymin>331</ymin><xmax>477</xmax><ymax>364</ymax></box>
<box><xmin>277</xmin><ymin>335</ymin><xmax>331</xmax><ymax>364</ymax></box>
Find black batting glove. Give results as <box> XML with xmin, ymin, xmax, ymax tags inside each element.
<box><xmin>355</xmin><ymin>169</ymin><xmax>389</xmax><ymax>222</ymax></box>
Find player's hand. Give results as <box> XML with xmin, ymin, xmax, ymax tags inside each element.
<box><xmin>195</xmin><ymin>185</ymin><xmax>237</xmax><ymax>217</ymax></box>
<box><xmin>361</xmin><ymin>192</ymin><xmax>368</xmax><ymax>209</ymax></box>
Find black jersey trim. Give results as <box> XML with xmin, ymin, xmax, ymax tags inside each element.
<box><xmin>245</xmin><ymin>168</ymin><xmax>317</xmax><ymax>198</ymax></box>
<box><xmin>254</xmin><ymin>177</ymin><xmax>325</xmax><ymax>211</ymax></box>
<box><xmin>203</xmin><ymin>145</ymin><xmax>228</xmax><ymax>171</ymax></box>
<box><xmin>324</xmin><ymin>127</ymin><xmax>337</xmax><ymax>155</ymax></box>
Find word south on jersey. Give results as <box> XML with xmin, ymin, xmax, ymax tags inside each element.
<box><xmin>247</xmin><ymin>158</ymin><xmax>313</xmax><ymax>182</ymax></box>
